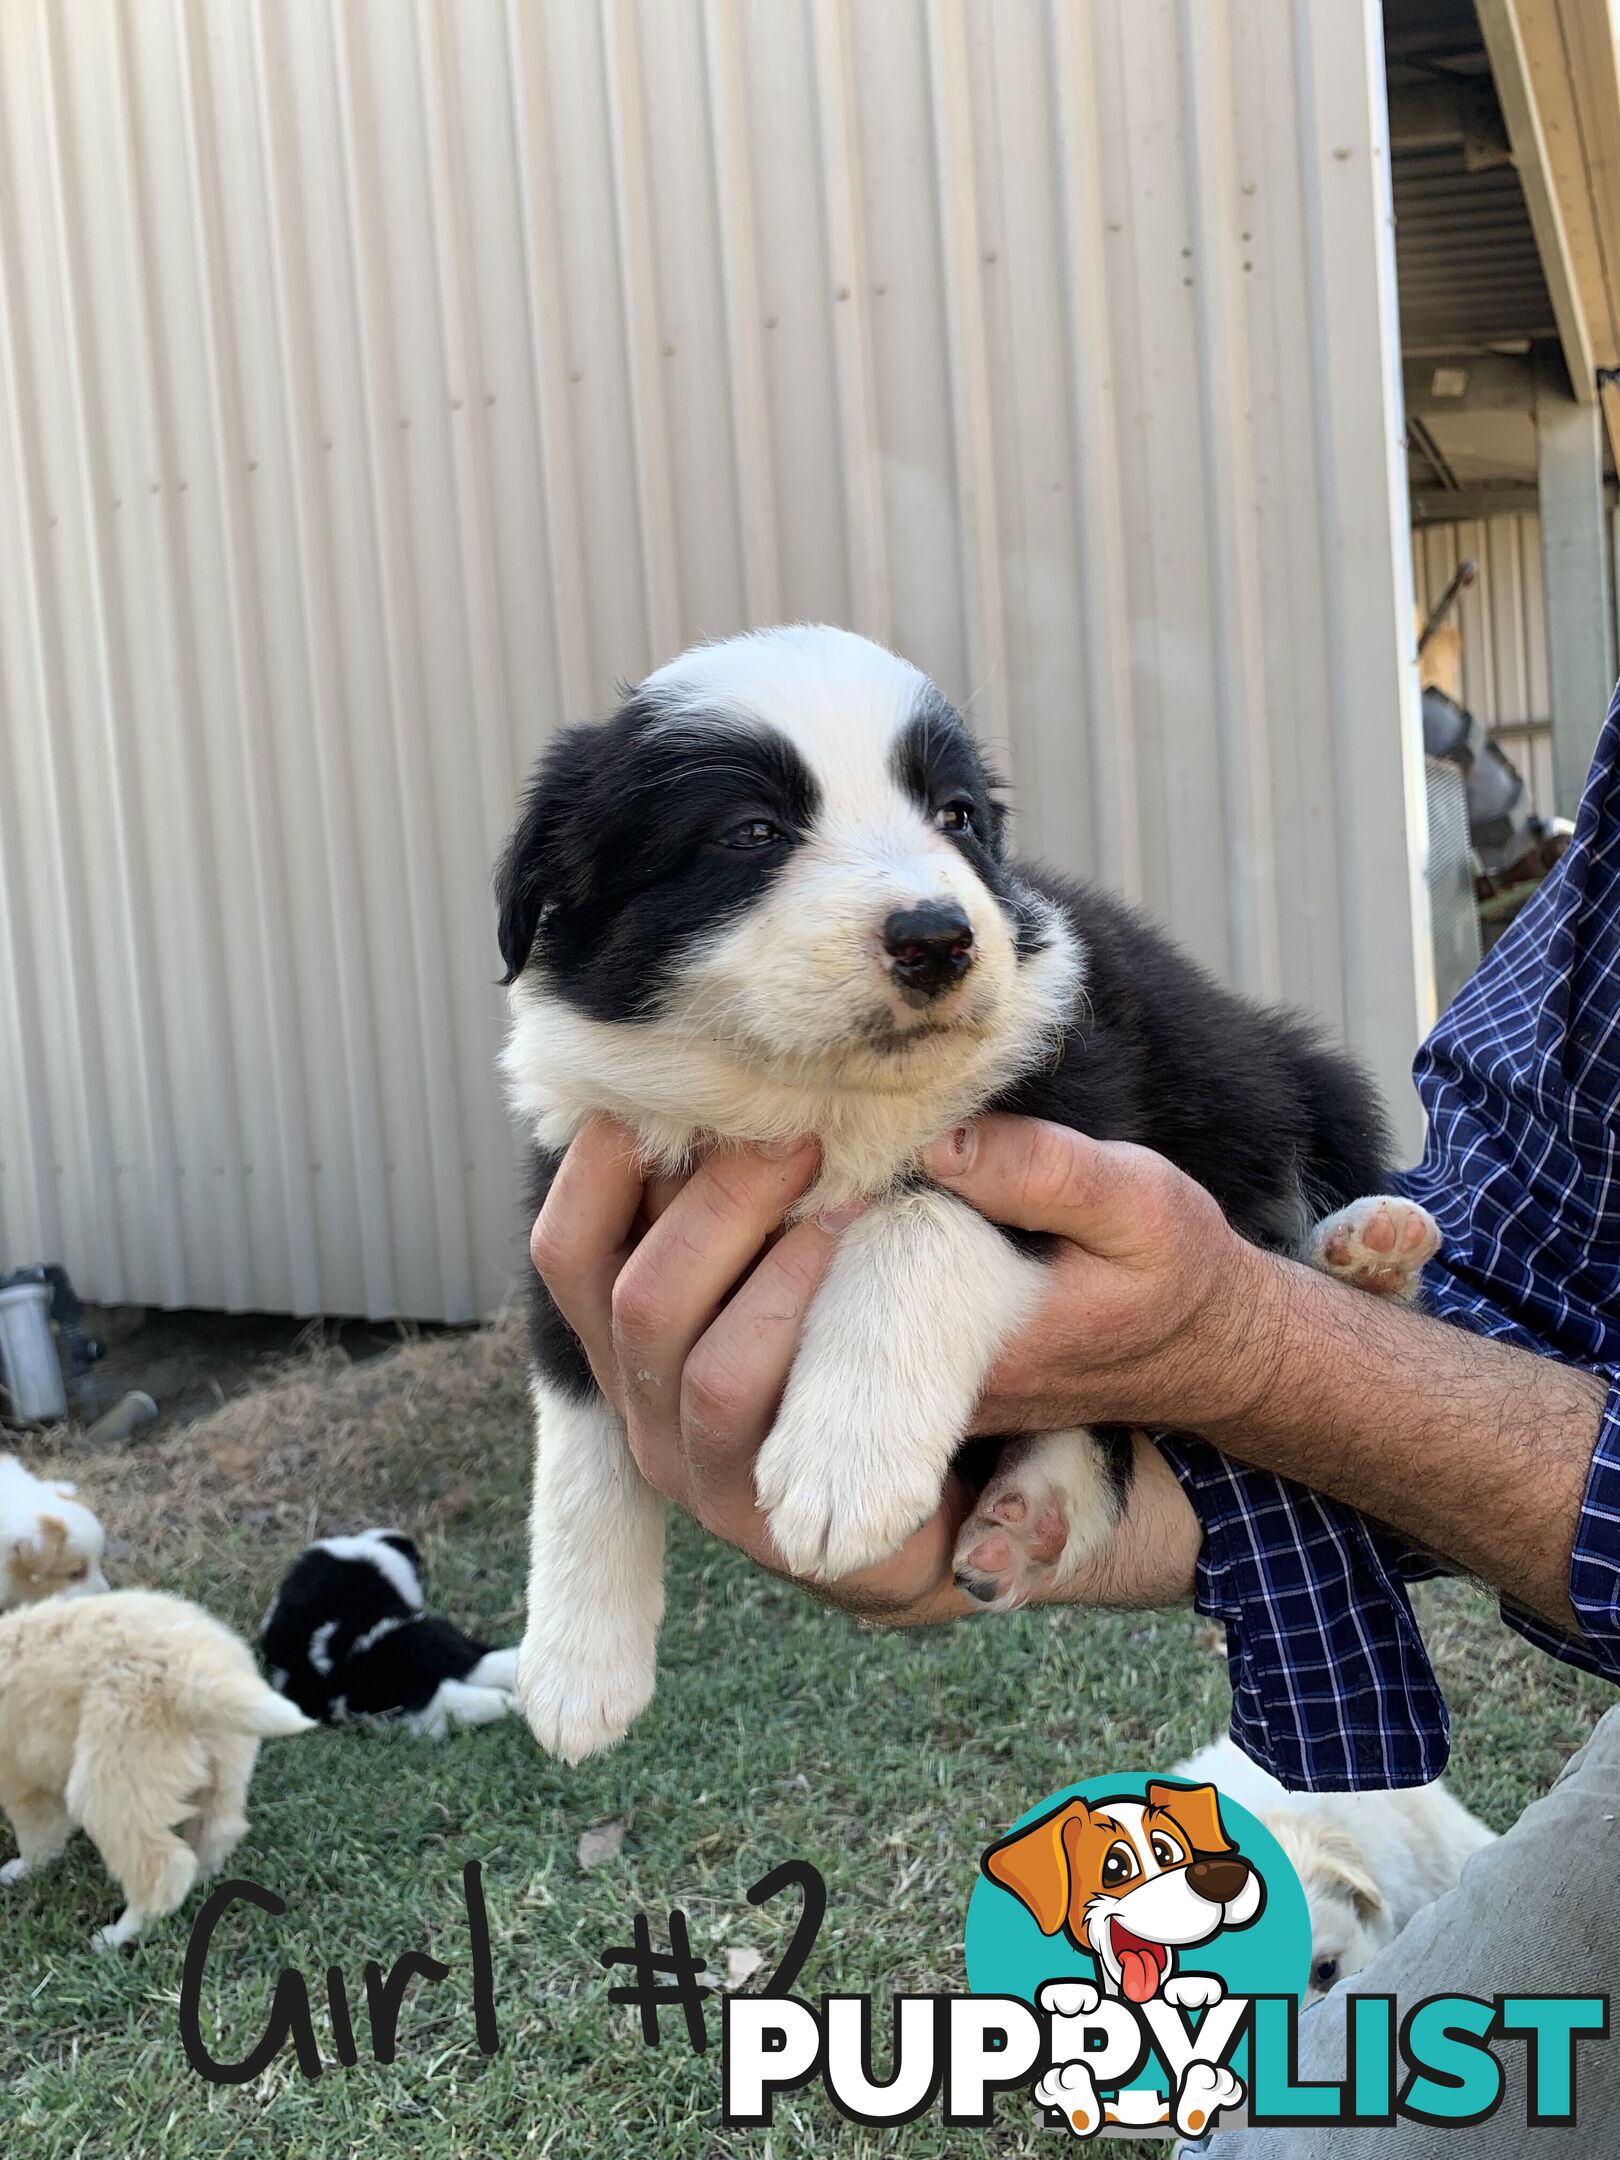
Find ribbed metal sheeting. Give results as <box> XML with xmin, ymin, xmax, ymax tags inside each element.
<box><xmin>0</xmin><ymin>0</ymin><xmax>1427</xmax><ymax>1317</ymax></box>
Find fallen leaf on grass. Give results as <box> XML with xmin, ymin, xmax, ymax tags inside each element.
<box><xmin>578</xmin><ymin>1814</ymin><xmax>630</xmax><ymax>1869</ymax></box>
<box><xmin>725</xmin><ymin>1947</ymin><xmax>765</xmax><ymax>1989</ymax></box>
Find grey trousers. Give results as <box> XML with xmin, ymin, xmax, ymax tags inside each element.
<box><xmin>1205</xmin><ymin>1703</ymin><xmax>1620</xmax><ymax>2156</ymax></box>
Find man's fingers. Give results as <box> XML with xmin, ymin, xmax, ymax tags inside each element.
<box><xmin>530</xmin><ymin>1116</ymin><xmax>648</xmax><ymax>1386</ymax></box>
<box><xmin>610</xmin><ymin>1141</ymin><xmax>820</xmax><ymax>1399</ymax></box>
<box><xmin>677</xmin><ymin>1217</ymin><xmax>842</xmax><ymax>1476</ymax></box>
<box><xmin>923</xmin><ymin>1115</ymin><xmax>1176</xmax><ymax>1249</ymax></box>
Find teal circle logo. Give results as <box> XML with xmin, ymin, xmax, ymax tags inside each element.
<box><xmin>966</xmin><ymin>1772</ymin><xmax>1311</xmax><ymax>2118</ymax></box>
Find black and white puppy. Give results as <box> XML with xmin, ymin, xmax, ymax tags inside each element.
<box><xmin>261</xmin><ymin>1530</ymin><xmax>519</xmax><ymax>1740</ymax></box>
<box><xmin>496</xmin><ymin>626</ymin><xmax>1437</xmax><ymax>1762</ymax></box>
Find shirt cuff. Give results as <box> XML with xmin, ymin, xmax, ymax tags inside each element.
<box><xmin>1498</xmin><ymin>1372</ymin><xmax>1620</xmax><ymax>1680</ymax></box>
<box><xmin>1154</xmin><ymin>1434</ymin><xmax>1451</xmax><ymax>1793</ymax></box>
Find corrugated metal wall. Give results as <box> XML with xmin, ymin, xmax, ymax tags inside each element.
<box><xmin>1411</xmin><ymin>511</ymin><xmax>1620</xmax><ymax>819</ymax></box>
<box><xmin>0</xmin><ymin>0</ymin><xmax>1428</xmax><ymax>1321</ymax></box>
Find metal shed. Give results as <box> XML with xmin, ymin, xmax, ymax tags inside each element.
<box><xmin>0</xmin><ymin>0</ymin><xmax>1457</xmax><ymax>1320</ymax></box>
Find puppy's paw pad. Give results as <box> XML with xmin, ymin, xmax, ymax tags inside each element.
<box><xmin>517</xmin><ymin>1636</ymin><xmax>654</xmax><ymax>1763</ymax></box>
<box><xmin>1310</xmin><ymin>1197</ymin><xmax>1439</xmax><ymax>1295</ymax></box>
<box><xmin>953</xmin><ymin>1484</ymin><xmax>1070</xmax><ymax>1609</ymax></box>
<box><xmin>1174</xmin><ymin>2062</ymin><xmax>1243</xmax><ymax>2139</ymax></box>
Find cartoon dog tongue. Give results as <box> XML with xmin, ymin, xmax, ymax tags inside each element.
<box><xmin>1111</xmin><ymin>1922</ymin><xmax>1166</xmax><ymax>2003</ymax></box>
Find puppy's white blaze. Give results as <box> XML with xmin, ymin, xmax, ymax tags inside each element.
<box><xmin>517</xmin><ymin>1379</ymin><xmax>666</xmax><ymax>1763</ymax></box>
<box><xmin>754</xmin><ymin>1189</ymin><xmax>1046</xmax><ymax>1578</ymax></box>
<box><xmin>407</xmin><ymin>1678</ymin><xmax>515</xmax><ymax>1740</ymax></box>
<box><xmin>642</xmin><ymin>622</ymin><xmax>932</xmax><ymax>791</ymax></box>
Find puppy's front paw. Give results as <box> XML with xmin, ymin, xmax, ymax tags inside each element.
<box><xmin>1308</xmin><ymin>1196</ymin><xmax>1439</xmax><ymax>1298</ymax></box>
<box><xmin>755</xmin><ymin>1402</ymin><xmax>945</xmax><ymax>1579</ymax></box>
<box><xmin>1174</xmin><ymin>2061</ymin><xmax>1243</xmax><ymax>2139</ymax></box>
<box><xmin>516</xmin><ymin>1626</ymin><xmax>654</xmax><ymax>1763</ymax></box>
<box><xmin>0</xmin><ymin>1858</ymin><xmax>31</xmax><ymax>1887</ymax></box>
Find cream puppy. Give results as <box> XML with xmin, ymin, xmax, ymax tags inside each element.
<box><xmin>0</xmin><ymin>1589</ymin><xmax>313</xmax><ymax>1949</ymax></box>
<box><xmin>0</xmin><ymin>1453</ymin><xmax>108</xmax><ymax>1608</ymax></box>
<box><xmin>1174</xmin><ymin>1736</ymin><xmax>1497</xmax><ymax>1999</ymax></box>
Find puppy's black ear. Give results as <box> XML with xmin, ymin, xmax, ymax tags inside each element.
<box><xmin>495</xmin><ymin>772</ymin><xmax>556</xmax><ymax>985</ymax></box>
<box><xmin>494</xmin><ymin>725</ymin><xmax>598</xmax><ymax>984</ymax></box>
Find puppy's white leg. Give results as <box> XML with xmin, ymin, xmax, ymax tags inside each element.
<box><xmin>518</xmin><ymin>1379</ymin><xmax>666</xmax><ymax>1762</ymax></box>
<box><xmin>952</xmin><ymin>1428</ymin><xmax>1127</xmax><ymax>1609</ymax></box>
<box><xmin>465</xmin><ymin>1646</ymin><xmax>518</xmax><ymax>1695</ymax></box>
<box><xmin>0</xmin><ymin>1793</ymin><xmax>72</xmax><ymax>1884</ymax></box>
<box><xmin>184</xmin><ymin>1736</ymin><xmax>258</xmax><ymax>1878</ymax></box>
<box><xmin>755</xmin><ymin>1191</ymin><xmax>1044</xmax><ymax>1578</ymax></box>
<box><xmin>88</xmin><ymin>1836</ymin><xmax>198</xmax><ymax>1952</ymax></box>
<box><xmin>1306</xmin><ymin>1196</ymin><xmax>1439</xmax><ymax>1300</ymax></box>
<box><xmin>408</xmin><ymin>1679</ymin><xmax>515</xmax><ymax>1739</ymax></box>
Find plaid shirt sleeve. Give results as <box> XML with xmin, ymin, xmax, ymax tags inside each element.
<box><xmin>1162</xmin><ymin>685</ymin><xmax>1620</xmax><ymax>1793</ymax></box>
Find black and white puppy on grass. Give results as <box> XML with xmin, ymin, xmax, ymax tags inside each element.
<box><xmin>261</xmin><ymin>1531</ymin><xmax>519</xmax><ymax>1740</ymax></box>
<box><xmin>497</xmin><ymin>626</ymin><xmax>1438</xmax><ymax>1763</ymax></box>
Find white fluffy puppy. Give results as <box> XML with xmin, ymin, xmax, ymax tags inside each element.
<box><xmin>1175</xmin><ymin>1736</ymin><xmax>1497</xmax><ymax>1999</ymax></box>
<box><xmin>0</xmin><ymin>1589</ymin><xmax>312</xmax><ymax>1949</ymax></box>
<box><xmin>0</xmin><ymin>1453</ymin><xmax>108</xmax><ymax>1608</ymax></box>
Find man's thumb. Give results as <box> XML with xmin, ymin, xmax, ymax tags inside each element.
<box><xmin>922</xmin><ymin>1115</ymin><xmax>1123</xmax><ymax>1237</ymax></box>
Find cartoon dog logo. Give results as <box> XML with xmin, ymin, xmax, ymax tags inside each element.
<box><xmin>981</xmin><ymin>1781</ymin><xmax>1265</xmax><ymax>2137</ymax></box>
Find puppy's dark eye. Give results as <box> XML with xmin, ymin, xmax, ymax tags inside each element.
<box><xmin>1150</xmin><ymin>1833</ymin><xmax>1183</xmax><ymax>1869</ymax></box>
<box><xmin>718</xmin><ymin>817</ymin><xmax>788</xmax><ymax>850</ymax></box>
<box><xmin>1101</xmin><ymin>1842</ymin><xmax>1137</xmax><ymax>1888</ymax></box>
<box><xmin>1310</xmin><ymin>1958</ymin><xmax>1340</xmax><ymax>1993</ymax></box>
<box><xmin>935</xmin><ymin>800</ymin><xmax>976</xmax><ymax>836</ymax></box>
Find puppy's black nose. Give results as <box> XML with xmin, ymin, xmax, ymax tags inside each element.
<box><xmin>882</xmin><ymin>903</ymin><xmax>974</xmax><ymax>998</ymax></box>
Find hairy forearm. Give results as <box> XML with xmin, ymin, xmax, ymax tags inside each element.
<box><xmin>1201</xmin><ymin>1246</ymin><xmax>1606</xmax><ymax>1632</ymax></box>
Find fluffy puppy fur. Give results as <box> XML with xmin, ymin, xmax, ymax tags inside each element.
<box><xmin>1175</xmin><ymin>1737</ymin><xmax>1497</xmax><ymax>1999</ymax></box>
<box><xmin>261</xmin><ymin>1530</ymin><xmax>520</xmax><ymax>1739</ymax></box>
<box><xmin>497</xmin><ymin>626</ymin><xmax>1438</xmax><ymax>1762</ymax></box>
<box><xmin>0</xmin><ymin>1453</ymin><xmax>108</xmax><ymax>1609</ymax></box>
<box><xmin>0</xmin><ymin>1589</ymin><xmax>311</xmax><ymax>1949</ymax></box>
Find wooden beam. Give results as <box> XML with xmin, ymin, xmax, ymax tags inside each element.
<box><xmin>1476</xmin><ymin>0</ymin><xmax>1597</xmax><ymax>403</ymax></box>
<box><xmin>1410</xmin><ymin>478</ymin><xmax>1618</xmax><ymax>523</ymax></box>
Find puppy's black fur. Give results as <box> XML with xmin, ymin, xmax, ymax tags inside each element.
<box><xmin>261</xmin><ymin>1535</ymin><xmax>500</xmax><ymax>1724</ymax></box>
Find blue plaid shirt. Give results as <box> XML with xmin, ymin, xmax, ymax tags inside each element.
<box><xmin>1159</xmin><ymin>687</ymin><xmax>1620</xmax><ymax>1793</ymax></box>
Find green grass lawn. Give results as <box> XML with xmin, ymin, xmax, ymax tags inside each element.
<box><xmin>0</xmin><ymin>1324</ymin><xmax>1609</xmax><ymax>2156</ymax></box>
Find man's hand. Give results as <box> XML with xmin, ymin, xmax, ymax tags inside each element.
<box><xmin>531</xmin><ymin>1116</ymin><xmax>978</xmax><ymax>1623</ymax></box>
<box><xmin>926</xmin><ymin>1117</ymin><xmax>1603</xmax><ymax>1633</ymax></box>
<box><xmin>922</xmin><ymin>1117</ymin><xmax>1283</xmax><ymax>1438</ymax></box>
<box><xmin>530</xmin><ymin>1115</ymin><xmax>1203</xmax><ymax>1621</ymax></box>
